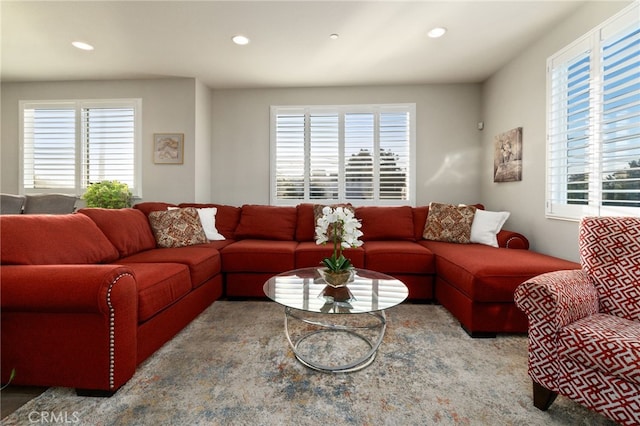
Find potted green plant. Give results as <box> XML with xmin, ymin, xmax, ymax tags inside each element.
<box><xmin>82</xmin><ymin>180</ymin><xmax>132</xmax><ymax>209</ymax></box>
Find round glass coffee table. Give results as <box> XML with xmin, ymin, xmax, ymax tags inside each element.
<box><xmin>263</xmin><ymin>267</ymin><xmax>408</xmax><ymax>373</ymax></box>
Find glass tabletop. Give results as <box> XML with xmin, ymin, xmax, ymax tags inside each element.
<box><xmin>263</xmin><ymin>267</ymin><xmax>409</xmax><ymax>314</ymax></box>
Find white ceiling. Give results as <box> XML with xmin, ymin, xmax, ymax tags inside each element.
<box><xmin>1</xmin><ymin>0</ymin><xmax>589</xmax><ymax>89</ymax></box>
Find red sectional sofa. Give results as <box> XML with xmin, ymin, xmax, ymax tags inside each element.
<box><xmin>0</xmin><ymin>209</ymin><xmax>223</xmax><ymax>396</ymax></box>
<box><xmin>0</xmin><ymin>202</ymin><xmax>579</xmax><ymax>395</ymax></box>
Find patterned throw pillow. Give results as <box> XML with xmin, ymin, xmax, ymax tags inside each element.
<box><xmin>423</xmin><ymin>202</ymin><xmax>477</xmax><ymax>243</ymax></box>
<box><xmin>148</xmin><ymin>207</ymin><xmax>207</xmax><ymax>248</ymax></box>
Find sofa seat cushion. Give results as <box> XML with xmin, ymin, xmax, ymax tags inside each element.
<box><xmin>119</xmin><ymin>247</ymin><xmax>220</xmax><ymax>289</ymax></box>
<box><xmin>560</xmin><ymin>313</ymin><xmax>640</xmax><ymax>385</ymax></box>
<box><xmin>364</xmin><ymin>241</ymin><xmax>435</xmax><ymax>274</ymax></box>
<box><xmin>421</xmin><ymin>240</ymin><xmax>580</xmax><ymax>303</ymax></box>
<box><xmin>78</xmin><ymin>208</ymin><xmax>156</xmax><ymax>257</ymax></box>
<box><xmin>0</xmin><ymin>214</ymin><xmax>119</xmax><ymax>265</ymax></box>
<box><xmin>356</xmin><ymin>206</ymin><xmax>415</xmax><ymax>241</ymax></box>
<box><xmin>124</xmin><ymin>262</ymin><xmax>191</xmax><ymax>322</ymax></box>
<box><xmin>295</xmin><ymin>241</ymin><xmax>365</xmax><ymax>269</ymax></box>
<box><xmin>221</xmin><ymin>240</ymin><xmax>297</xmax><ymax>272</ymax></box>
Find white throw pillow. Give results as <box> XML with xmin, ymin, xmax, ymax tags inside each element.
<box><xmin>195</xmin><ymin>207</ymin><xmax>226</xmax><ymax>241</ymax></box>
<box><xmin>168</xmin><ymin>207</ymin><xmax>225</xmax><ymax>241</ymax></box>
<box><xmin>470</xmin><ymin>209</ymin><xmax>510</xmax><ymax>247</ymax></box>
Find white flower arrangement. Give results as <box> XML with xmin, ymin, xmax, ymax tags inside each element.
<box><xmin>315</xmin><ymin>206</ymin><xmax>364</xmax><ymax>272</ymax></box>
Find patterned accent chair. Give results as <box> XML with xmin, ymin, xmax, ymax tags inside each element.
<box><xmin>514</xmin><ymin>216</ymin><xmax>640</xmax><ymax>426</ymax></box>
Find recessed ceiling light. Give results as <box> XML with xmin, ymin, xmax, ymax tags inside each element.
<box><xmin>232</xmin><ymin>35</ymin><xmax>250</xmax><ymax>45</ymax></box>
<box><xmin>329</xmin><ymin>34</ymin><xmax>339</xmax><ymax>40</ymax></box>
<box><xmin>72</xmin><ymin>41</ymin><xmax>94</xmax><ymax>51</ymax></box>
<box><xmin>427</xmin><ymin>27</ymin><xmax>447</xmax><ymax>39</ymax></box>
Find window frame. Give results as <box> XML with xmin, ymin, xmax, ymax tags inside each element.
<box><xmin>270</xmin><ymin>103</ymin><xmax>416</xmax><ymax>206</ymax></box>
<box><xmin>19</xmin><ymin>98</ymin><xmax>142</xmax><ymax>197</ymax></box>
<box><xmin>546</xmin><ymin>3</ymin><xmax>639</xmax><ymax>220</ymax></box>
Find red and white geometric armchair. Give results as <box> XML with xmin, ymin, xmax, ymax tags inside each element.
<box><xmin>514</xmin><ymin>216</ymin><xmax>640</xmax><ymax>426</ymax></box>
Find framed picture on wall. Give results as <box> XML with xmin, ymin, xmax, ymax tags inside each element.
<box><xmin>493</xmin><ymin>127</ymin><xmax>523</xmax><ymax>182</ymax></box>
<box><xmin>153</xmin><ymin>133</ymin><xmax>184</xmax><ymax>164</ymax></box>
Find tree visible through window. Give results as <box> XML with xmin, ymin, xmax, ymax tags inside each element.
<box><xmin>271</xmin><ymin>104</ymin><xmax>415</xmax><ymax>206</ymax></box>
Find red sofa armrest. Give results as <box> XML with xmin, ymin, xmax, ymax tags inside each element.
<box><xmin>1</xmin><ymin>265</ymin><xmax>138</xmax><ymax>393</ymax></box>
<box><xmin>1</xmin><ymin>265</ymin><xmax>136</xmax><ymax>312</ymax></box>
<box><xmin>497</xmin><ymin>229</ymin><xmax>529</xmax><ymax>249</ymax></box>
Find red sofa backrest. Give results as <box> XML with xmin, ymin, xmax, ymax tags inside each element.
<box><xmin>78</xmin><ymin>208</ymin><xmax>157</xmax><ymax>257</ymax></box>
<box><xmin>234</xmin><ymin>205</ymin><xmax>297</xmax><ymax>241</ymax></box>
<box><xmin>0</xmin><ymin>214</ymin><xmax>119</xmax><ymax>265</ymax></box>
<box><xmin>355</xmin><ymin>206</ymin><xmax>416</xmax><ymax>241</ymax></box>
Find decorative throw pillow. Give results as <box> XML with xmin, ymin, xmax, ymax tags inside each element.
<box><xmin>148</xmin><ymin>207</ymin><xmax>208</xmax><ymax>248</ymax></box>
<box><xmin>195</xmin><ymin>207</ymin><xmax>226</xmax><ymax>241</ymax></box>
<box><xmin>423</xmin><ymin>202</ymin><xmax>477</xmax><ymax>243</ymax></box>
<box><xmin>470</xmin><ymin>209</ymin><xmax>510</xmax><ymax>247</ymax></box>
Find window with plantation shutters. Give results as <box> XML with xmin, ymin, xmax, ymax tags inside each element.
<box><xmin>546</xmin><ymin>3</ymin><xmax>639</xmax><ymax>219</ymax></box>
<box><xmin>20</xmin><ymin>99</ymin><xmax>142</xmax><ymax>196</ymax></box>
<box><xmin>270</xmin><ymin>104</ymin><xmax>415</xmax><ymax>206</ymax></box>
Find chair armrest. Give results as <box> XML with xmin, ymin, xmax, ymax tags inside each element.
<box><xmin>514</xmin><ymin>269</ymin><xmax>598</xmax><ymax>391</ymax></box>
<box><xmin>515</xmin><ymin>269</ymin><xmax>598</xmax><ymax>330</ymax></box>
<box><xmin>497</xmin><ymin>229</ymin><xmax>529</xmax><ymax>249</ymax></box>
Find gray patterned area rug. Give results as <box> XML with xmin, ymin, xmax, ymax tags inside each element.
<box><xmin>3</xmin><ymin>301</ymin><xmax>615</xmax><ymax>426</ymax></box>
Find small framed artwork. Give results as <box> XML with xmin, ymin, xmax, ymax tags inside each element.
<box><xmin>493</xmin><ymin>127</ymin><xmax>523</xmax><ymax>182</ymax></box>
<box><xmin>153</xmin><ymin>133</ymin><xmax>184</xmax><ymax>164</ymax></box>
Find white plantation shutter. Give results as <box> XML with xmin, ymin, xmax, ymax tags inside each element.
<box><xmin>274</xmin><ymin>110</ymin><xmax>306</xmax><ymax>200</ymax></box>
<box><xmin>271</xmin><ymin>104</ymin><xmax>415</xmax><ymax>205</ymax></box>
<box><xmin>22</xmin><ymin>104</ymin><xmax>77</xmax><ymax>190</ymax></box>
<box><xmin>81</xmin><ymin>105</ymin><xmax>136</xmax><ymax>188</ymax></box>
<box><xmin>546</xmin><ymin>3</ymin><xmax>639</xmax><ymax>219</ymax></box>
<box><xmin>20</xmin><ymin>99</ymin><xmax>141</xmax><ymax>195</ymax></box>
<box><xmin>601</xmin><ymin>17</ymin><xmax>640</xmax><ymax>210</ymax></box>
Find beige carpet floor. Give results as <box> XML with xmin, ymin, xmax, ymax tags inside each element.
<box><xmin>1</xmin><ymin>301</ymin><xmax>616</xmax><ymax>425</ymax></box>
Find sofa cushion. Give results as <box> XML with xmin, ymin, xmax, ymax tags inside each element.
<box><xmin>412</xmin><ymin>206</ymin><xmax>430</xmax><ymax>241</ymax></box>
<box><xmin>295</xmin><ymin>241</ymin><xmax>365</xmax><ymax>269</ymax></box>
<box><xmin>560</xmin><ymin>313</ymin><xmax>640</xmax><ymax>385</ymax></box>
<box><xmin>0</xmin><ymin>193</ymin><xmax>26</xmax><ymax>214</ymax></box>
<box><xmin>179</xmin><ymin>203</ymin><xmax>241</xmax><ymax>239</ymax></box>
<box><xmin>470</xmin><ymin>209</ymin><xmax>510</xmax><ymax>248</ymax></box>
<box><xmin>363</xmin><ymin>241</ymin><xmax>435</xmax><ymax>274</ymax></box>
<box><xmin>221</xmin><ymin>240</ymin><xmax>297</xmax><ymax>272</ymax></box>
<box><xmin>148</xmin><ymin>208</ymin><xmax>208</xmax><ymax>248</ymax></box>
<box><xmin>124</xmin><ymin>262</ymin><xmax>192</xmax><ymax>322</ymax></box>
<box><xmin>356</xmin><ymin>206</ymin><xmax>415</xmax><ymax>241</ymax></box>
<box><xmin>421</xmin><ymin>240</ymin><xmax>580</xmax><ymax>302</ymax></box>
<box><xmin>423</xmin><ymin>202</ymin><xmax>477</xmax><ymax>243</ymax></box>
<box><xmin>0</xmin><ymin>214</ymin><xmax>119</xmax><ymax>265</ymax></box>
<box><xmin>234</xmin><ymin>205</ymin><xmax>297</xmax><ymax>241</ymax></box>
<box><xmin>295</xmin><ymin>204</ymin><xmax>317</xmax><ymax>242</ymax></box>
<box><xmin>78</xmin><ymin>208</ymin><xmax>157</xmax><ymax>257</ymax></box>
<box><xmin>133</xmin><ymin>201</ymin><xmax>178</xmax><ymax>216</ymax></box>
<box><xmin>119</xmin><ymin>246</ymin><xmax>221</xmax><ymax>289</ymax></box>
<box><xmin>194</xmin><ymin>208</ymin><xmax>225</xmax><ymax>240</ymax></box>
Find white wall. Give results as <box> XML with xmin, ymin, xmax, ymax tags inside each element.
<box><xmin>1</xmin><ymin>78</ymin><xmax>201</xmax><ymax>203</ymax></box>
<box><xmin>210</xmin><ymin>84</ymin><xmax>483</xmax><ymax>206</ymax></box>
<box><xmin>480</xmin><ymin>1</ymin><xmax>631</xmax><ymax>261</ymax></box>
<box><xmin>194</xmin><ymin>79</ymin><xmax>212</xmax><ymax>202</ymax></box>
